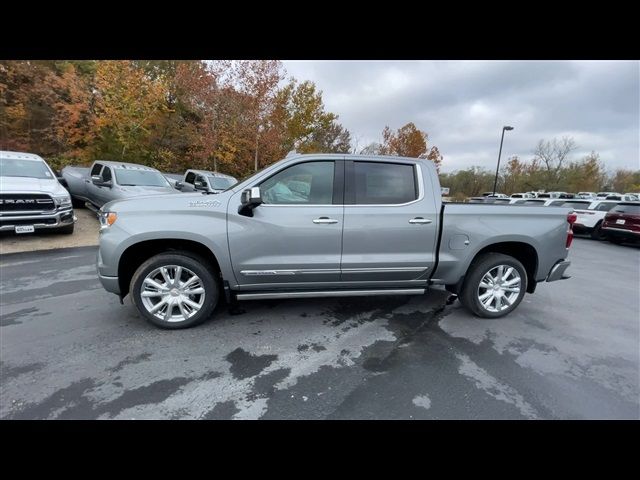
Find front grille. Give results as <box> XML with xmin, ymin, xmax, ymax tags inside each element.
<box><xmin>0</xmin><ymin>194</ymin><xmax>55</xmax><ymax>212</ymax></box>
<box><xmin>0</xmin><ymin>218</ymin><xmax>57</xmax><ymax>226</ymax></box>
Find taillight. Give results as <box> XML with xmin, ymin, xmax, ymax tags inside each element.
<box><xmin>566</xmin><ymin>213</ymin><xmax>577</xmax><ymax>248</ymax></box>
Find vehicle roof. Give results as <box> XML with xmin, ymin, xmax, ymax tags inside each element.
<box><xmin>286</xmin><ymin>153</ymin><xmax>431</xmax><ymax>164</ymax></box>
<box><xmin>95</xmin><ymin>160</ymin><xmax>159</xmax><ymax>171</ymax></box>
<box><xmin>188</xmin><ymin>169</ymin><xmax>235</xmax><ymax>178</ymax></box>
<box><xmin>0</xmin><ymin>150</ymin><xmax>45</xmax><ymax>162</ymax></box>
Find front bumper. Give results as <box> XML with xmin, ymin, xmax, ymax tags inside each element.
<box><xmin>0</xmin><ymin>208</ymin><xmax>76</xmax><ymax>231</ymax></box>
<box><xmin>99</xmin><ymin>273</ymin><xmax>121</xmax><ymax>295</ymax></box>
<box><xmin>546</xmin><ymin>260</ymin><xmax>571</xmax><ymax>282</ymax></box>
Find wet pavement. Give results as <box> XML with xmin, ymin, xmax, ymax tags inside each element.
<box><xmin>1</xmin><ymin>237</ymin><xmax>638</xmax><ymax>419</ymax></box>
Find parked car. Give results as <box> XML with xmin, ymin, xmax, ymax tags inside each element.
<box><xmin>596</xmin><ymin>191</ymin><xmax>621</xmax><ymax>199</ymax></box>
<box><xmin>602</xmin><ymin>202</ymin><xmax>640</xmax><ymax>244</ymax></box>
<box><xmin>567</xmin><ymin>200</ymin><xmax>619</xmax><ymax>240</ymax></box>
<box><xmin>510</xmin><ymin>193</ymin><xmax>534</xmax><ymax>199</ymax></box>
<box><xmin>0</xmin><ymin>151</ymin><xmax>76</xmax><ymax>234</ymax></box>
<box><xmin>605</xmin><ymin>194</ymin><xmax>638</xmax><ymax>202</ymax></box>
<box><xmin>174</xmin><ymin>169</ymin><xmax>237</xmax><ymax>194</ymax></box>
<box><xmin>96</xmin><ymin>153</ymin><xmax>576</xmax><ymax>329</ymax></box>
<box><xmin>62</xmin><ymin>161</ymin><xmax>179</xmax><ymax>209</ymax></box>
<box><xmin>537</xmin><ymin>192</ymin><xmax>567</xmax><ymax>199</ymax></box>
<box><xmin>577</xmin><ymin>192</ymin><xmax>597</xmax><ymax>199</ymax></box>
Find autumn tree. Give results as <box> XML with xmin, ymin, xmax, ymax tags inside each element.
<box><xmin>533</xmin><ymin>136</ymin><xmax>577</xmax><ymax>190</ymax></box>
<box><xmin>378</xmin><ymin>122</ymin><xmax>443</xmax><ymax>171</ymax></box>
<box><xmin>93</xmin><ymin>61</ymin><xmax>169</xmax><ymax>163</ymax></box>
<box><xmin>232</xmin><ymin>60</ymin><xmax>284</xmax><ymax>171</ymax></box>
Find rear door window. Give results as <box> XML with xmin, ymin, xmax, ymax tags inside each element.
<box><xmin>91</xmin><ymin>163</ymin><xmax>103</xmax><ymax>176</ymax></box>
<box><xmin>185</xmin><ymin>172</ymin><xmax>196</xmax><ymax>185</ymax></box>
<box><xmin>351</xmin><ymin>162</ymin><xmax>417</xmax><ymax>205</ymax></box>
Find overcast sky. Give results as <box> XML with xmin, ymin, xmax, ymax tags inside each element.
<box><xmin>281</xmin><ymin>60</ymin><xmax>639</xmax><ymax>173</ymax></box>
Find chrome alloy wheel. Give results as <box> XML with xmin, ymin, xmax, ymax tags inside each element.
<box><xmin>477</xmin><ymin>265</ymin><xmax>521</xmax><ymax>313</ymax></box>
<box><xmin>140</xmin><ymin>265</ymin><xmax>206</xmax><ymax>322</ymax></box>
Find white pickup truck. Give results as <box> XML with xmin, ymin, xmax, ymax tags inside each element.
<box><xmin>0</xmin><ymin>151</ymin><xmax>76</xmax><ymax>234</ymax></box>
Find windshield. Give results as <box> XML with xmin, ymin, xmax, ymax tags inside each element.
<box><xmin>207</xmin><ymin>176</ymin><xmax>236</xmax><ymax>190</ymax></box>
<box><xmin>0</xmin><ymin>158</ymin><xmax>53</xmax><ymax>179</ymax></box>
<box><xmin>115</xmin><ymin>169</ymin><xmax>170</xmax><ymax>187</ymax></box>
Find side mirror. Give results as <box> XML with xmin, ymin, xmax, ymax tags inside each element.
<box><xmin>238</xmin><ymin>187</ymin><xmax>263</xmax><ymax>216</ymax></box>
<box><xmin>91</xmin><ymin>174</ymin><xmax>103</xmax><ymax>185</ymax></box>
<box><xmin>194</xmin><ymin>180</ymin><xmax>208</xmax><ymax>191</ymax></box>
<box><xmin>174</xmin><ymin>181</ymin><xmax>183</xmax><ymax>190</ymax></box>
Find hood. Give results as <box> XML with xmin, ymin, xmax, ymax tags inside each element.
<box><xmin>0</xmin><ymin>176</ymin><xmax>69</xmax><ymax>196</ymax></box>
<box><xmin>103</xmin><ymin>190</ymin><xmax>233</xmax><ymax>213</ymax></box>
<box><xmin>118</xmin><ymin>185</ymin><xmax>179</xmax><ymax>196</ymax></box>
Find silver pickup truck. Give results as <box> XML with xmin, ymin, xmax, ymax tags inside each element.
<box><xmin>61</xmin><ymin>160</ymin><xmax>178</xmax><ymax>209</ymax></box>
<box><xmin>96</xmin><ymin>153</ymin><xmax>575</xmax><ymax>329</ymax></box>
<box><xmin>0</xmin><ymin>151</ymin><xmax>76</xmax><ymax>234</ymax></box>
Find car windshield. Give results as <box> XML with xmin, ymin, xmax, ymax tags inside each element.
<box><xmin>115</xmin><ymin>169</ymin><xmax>170</xmax><ymax>187</ymax></box>
<box><xmin>611</xmin><ymin>204</ymin><xmax>640</xmax><ymax>215</ymax></box>
<box><xmin>207</xmin><ymin>176</ymin><xmax>236</xmax><ymax>190</ymax></box>
<box><xmin>0</xmin><ymin>158</ymin><xmax>53</xmax><ymax>179</ymax></box>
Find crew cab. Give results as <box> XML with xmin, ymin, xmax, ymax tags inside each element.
<box><xmin>602</xmin><ymin>202</ymin><xmax>640</xmax><ymax>244</ymax></box>
<box><xmin>61</xmin><ymin>161</ymin><xmax>178</xmax><ymax>208</ymax></box>
<box><xmin>174</xmin><ymin>169</ymin><xmax>237</xmax><ymax>194</ymax></box>
<box><xmin>96</xmin><ymin>154</ymin><xmax>576</xmax><ymax>329</ymax></box>
<box><xmin>0</xmin><ymin>151</ymin><xmax>76</xmax><ymax>234</ymax></box>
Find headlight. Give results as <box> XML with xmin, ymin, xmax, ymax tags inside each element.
<box><xmin>53</xmin><ymin>194</ymin><xmax>72</xmax><ymax>207</ymax></box>
<box><xmin>99</xmin><ymin>211</ymin><xmax>118</xmax><ymax>229</ymax></box>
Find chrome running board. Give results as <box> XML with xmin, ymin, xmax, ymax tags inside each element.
<box><xmin>235</xmin><ymin>288</ymin><xmax>426</xmax><ymax>301</ymax></box>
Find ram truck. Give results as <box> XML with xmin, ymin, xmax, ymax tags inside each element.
<box><xmin>0</xmin><ymin>151</ymin><xmax>76</xmax><ymax>234</ymax></box>
<box><xmin>96</xmin><ymin>153</ymin><xmax>576</xmax><ymax>329</ymax></box>
<box><xmin>61</xmin><ymin>160</ymin><xmax>178</xmax><ymax>209</ymax></box>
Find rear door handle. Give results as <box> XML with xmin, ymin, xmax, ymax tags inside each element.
<box><xmin>313</xmin><ymin>217</ymin><xmax>338</xmax><ymax>224</ymax></box>
<box><xmin>409</xmin><ymin>217</ymin><xmax>432</xmax><ymax>224</ymax></box>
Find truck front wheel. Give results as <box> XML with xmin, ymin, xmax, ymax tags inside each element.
<box><xmin>130</xmin><ymin>252</ymin><xmax>219</xmax><ymax>329</ymax></box>
<box><xmin>459</xmin><ymin>253</ymin><xmax>528</xmax><ymax>318</ymax></box>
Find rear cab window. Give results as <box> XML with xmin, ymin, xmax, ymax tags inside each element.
<box><xmin>91</xmin><ymin>163</ymin><xmax>103</xmax><ymax>176</ymax></box>
<box><xmin>610</xmin><ymin>203</ymin><xmax>640</xmax><ymax>215</ymax></box>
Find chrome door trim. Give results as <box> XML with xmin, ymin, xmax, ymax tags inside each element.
<box><xmin>409</xmin><ymin>217</ymin><xmax>432</xmax><ymax>224</ymax></box>
<box><xmin>241</xmin><ymin>268</ymin><xmax>341</xmax><ymax>276</ymax></box>
<box><xmin>313</xmin><ymin>217</ymin><xmax>338</xmax><ymax>224</ymax></box>
<box><xmin>240</xmin><ymin>266</ymin><xmax>427</xmax><ymax>276</ymax></box>
<box><xmin>236</xmin><ymin>288</ymin><xmax>426</xmax><ymax>301</ymax></box>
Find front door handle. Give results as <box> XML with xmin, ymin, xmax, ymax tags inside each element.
<box><xmin>313</xmin><ymin>217</ymin><xmax>338</xmax><ymax>224</ymax></box>
<box><xmin>409</xmin><ymin>217</ymin><xmax>432</xmax><ymax>224</ymax></box>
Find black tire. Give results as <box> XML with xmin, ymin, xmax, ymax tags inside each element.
<box><xmin>56</xmin><ymin>223</ymin><xmax>75</xmax><ymax>234</ymax></box>
<box><xmin>459</xmin><ymin>252</ymin><xmax>528</xmax><ymax>318</ymax></box>
<box><xmin>589</xmin><ymin>222</ymin><xmax>606</xmax><ymax>240</ymax></box>
<box><xmin>130</xmin><ymin>252</ymin><xmax>219</xmax><ymax>329</ymax></box>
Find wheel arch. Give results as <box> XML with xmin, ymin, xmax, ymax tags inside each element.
<box><xmin>118</xmin><ymin>238</ymin><xmax>223</xmax><ymax>298</ymax></box>
<box><xmin>451</xmin><ymin>241</ymin><xmax>539</xmax><ymax>294</ymax></box>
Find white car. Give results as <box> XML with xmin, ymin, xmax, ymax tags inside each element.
<box><xmin>510</xmin><ymin>192</ymin><xmax>534</xmax><ymax>199</ymax></box>
<box><xmin>605</xmin><ymin>193</ymin><xmax>639</xmax><ymax>202</ymax></box>
<box><xmin>577</xmin><ymin>192</ymin><xmax>597</xmax><ymax>199</ymax></box>
<box><xmin>567</xmin><ymin>200</ymin><xmax>620</xmax><ymax>239</ymax></box>
<box><xmin>596</xmin><ymin>191</ymin><xmax>621</xmax><ymax>199</ymax></box>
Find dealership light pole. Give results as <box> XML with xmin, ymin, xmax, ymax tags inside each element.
<box><xmin>492</xmin><ymin>126</ymin><xmax>514</xmax><ymax>195</ymax></box>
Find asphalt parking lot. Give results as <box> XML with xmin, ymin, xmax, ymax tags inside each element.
<box><xmin>1</xmin><ymin>237</ymin><xmax>638</xmax><ymax>419</ymax></box>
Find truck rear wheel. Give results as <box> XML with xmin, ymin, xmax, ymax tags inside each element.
<box><xmin>130</xmin><ymin>252</ymin><xmax>219</xmax><ymax>329</ymax></box>
<box><xmin>459</xmin><ymin>253</ymin><xmax>527</xmax><ymax>318</ymax></box>
<box><xmin>590</xmin><ymin>221</ymin><xmax>606</xmax><ymax>240</ymax></box>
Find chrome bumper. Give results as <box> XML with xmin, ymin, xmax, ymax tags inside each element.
<box><xmin>0</xmin><ymin>208</ymin><xmax>76</xmax><ymax>231</ymax></box>
<box><xmin>546</xmin><ymin>260</ymin><xmax>571</xmax><ymax>282</ymax></box>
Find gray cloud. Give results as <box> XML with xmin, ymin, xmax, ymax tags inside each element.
<box><xmin>282</xmin><ymin>60</ymin><xmax>639</xmax><ymax>173</ymax></box>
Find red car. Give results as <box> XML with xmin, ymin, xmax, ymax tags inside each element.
<box><xmin>602</xmin><ymin>202</ymin><xmax>640</xmax><ymax>244</ymax></box>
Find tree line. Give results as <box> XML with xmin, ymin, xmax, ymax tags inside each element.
<box><xmin>0</xmin><ymin>60</ymin><xmax>442</xmax><ymax>177</ymax></box>
<box><xmin>440</xmin><ymin>137</ymin><xmax>640</xmax><ymax>199</ymax></box>
<box><xmin>1</xmin><ymin>60</ymin><xmax>635</xmax><ymax>194</ymax></box>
